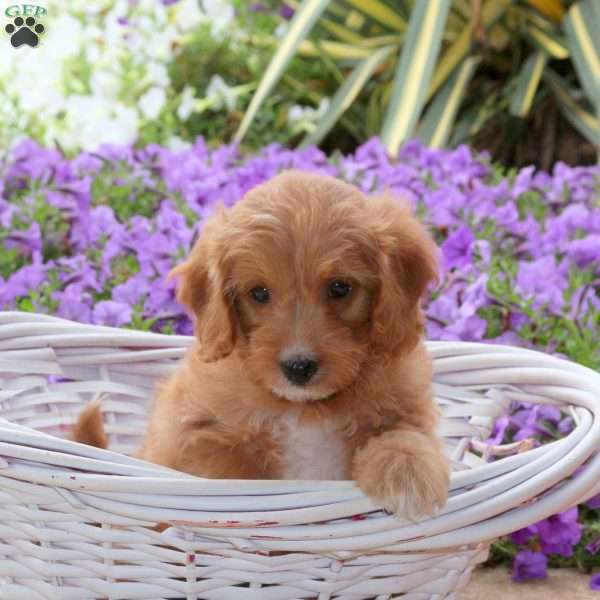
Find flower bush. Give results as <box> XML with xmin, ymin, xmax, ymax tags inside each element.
<box><xmin>0</xmin><ymin>0</ymin><xmax>329</xmax><ymax>155</ymax></box>
<box><xmin>1</xmin><ymin>136</ymin><xmax>599</xmax><ymax>582</ymax></box>
<box><xmin>0</xmin><ymin>0</ymin><xmax>251</xmax><ymax>153</ymax></box>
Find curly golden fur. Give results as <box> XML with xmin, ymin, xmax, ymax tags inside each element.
<box><xmin>74</xmin><ymin>171</ymin><xmax>450</xmax><ymax>518</ymax></box>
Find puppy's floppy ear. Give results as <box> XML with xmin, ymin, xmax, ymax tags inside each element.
<box><xmin>169</xmin><ymin>209</ymin><xmax>236</xmax><ymax>362</ymax></box>
<box><xmin>368</xmin><ymin>194</ymin><xmax>439</xmax><ymax>357</ymax></box>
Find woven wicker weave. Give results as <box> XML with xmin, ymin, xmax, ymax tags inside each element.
<box><xmin>1</xmin><ymin>310</ymin><xmax>600</xmax><ymax>599</ymax></box>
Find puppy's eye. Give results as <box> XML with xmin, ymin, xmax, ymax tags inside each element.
<box><xmin>250</xmin><ymin>286</ymin><xmax>270</xmax><ymax>304</ymax></box>
<box><xmin>328</xmin><ymin>281</ymin><xmax>352</xmax><ymax>299</ymax></box>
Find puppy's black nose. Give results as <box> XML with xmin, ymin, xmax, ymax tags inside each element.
<box><xmin>280</xmin><ymin>357</ymin><xmax>319</xmax><ymax>385</ymax></box>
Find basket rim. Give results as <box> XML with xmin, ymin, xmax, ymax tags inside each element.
<box><xmin>2</xmin><ymin>310</ymin><xmax>600</xmax><ymax>552</ymax></box>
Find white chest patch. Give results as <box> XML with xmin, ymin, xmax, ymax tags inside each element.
<box><xmin>277</xmin><ymin>415</ymin><xmax>348</xmax><ymax>480</ymax></box>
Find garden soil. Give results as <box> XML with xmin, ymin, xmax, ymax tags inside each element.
<box><xmin>462</xmin><ymin>567</ymin><xmax>597</xmax><ymax>598</ymax></box>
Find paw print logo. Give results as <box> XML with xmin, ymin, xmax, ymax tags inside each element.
<box><xmin>5</xmin><ymin>16</ymin><xmax>45</xmax><ymax>48</ymax></box>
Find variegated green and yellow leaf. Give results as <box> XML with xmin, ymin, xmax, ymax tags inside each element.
<box><xmin>564</xmin><ymin>0</ymin><xmax>600</xmax><ymax>109</ymax></box>
<box><xmin>234</xmin><ymin>0</ymin><xmax>329</xmax><ymax>143</ymax></box>
<box><xmin>525</xmin><ymin>9</ymin><xmax>556</xmax><ymax>32</ymax></box>
<box><xmin>366</xmin><ymin>84</ymin><xmax>386</xmax><ymax>137</ymax></box>
<box><xmin>525</xmin><ymin>24</ymin><xmax>569</xmax><ymax>59</ymax></box>
<box><xmin>510</xmin><ymin>51</ymin><xmax>548</xmax><ymax>117</ymax></box>
<box><xmin>449</xmin><ymin>90</ymin><xmax>501</xmax><ymax>146</ymax></box>
<box><xmin>381</xmin><ymin>0</ymin><xmax>452</xmax><ymax>156</ymax></box>
<box><xmin>452</xmin><ymin>0</ymin><xmax>473</xmax><ymax>21</ymax></box>
<box><xmin>418</xmin><ymin>56</ymin><xmax>480</xmax><ymax>148</ymax></box>
<box><xmin>544</xmin><ymin>70</ymin><xmax>600</xmax><ymax>146</ymax></box>
<box><xmin>358</xmin><ymin>35</ymin><xmax>403</xmax><ymax>48</ymax></box>
<box><xmin>300</xmin><ymin>46</ymin><xmax>395</xmax><ymax>147</ymax></box>
<box><xmin>427</xmin><ymin>0</ymin><xmax>510</xmax><ymax>102</ymax></box>
<box><xmin>298</xmin><ymin>40</ymin><xmax>373</xmax><ymax>59</ymax></box>
<box><xmin>344</xmin><ymin>0</ymin><xmax>406</xmax><ymax>32</ymax></box>
<box><xmin>319</xmin><ymin>15</ymin><xmax>364</xmax><ymax>43</ymax></box>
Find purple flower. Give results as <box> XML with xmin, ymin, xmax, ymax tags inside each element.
<box><xmin>0</xmin><ymin>254</ymin><xmax>46</xmax><ymax>306</ymax></box>
<box><xmin>511</xmin><ymin>165</ymin><xmax>536</xmax><ymax>198</ymax></box>
<box><xmin>590</xmin><ymin>573</ymin><xmax>600</xmax><ymax>591</ymax></box>
<box><xmin>515</xmin><ymin>256</ymin><xmax>568</xmax><ymax>314</ymax></box>
<box><xmin>586</xmin><ymin>535</ymin><xmax>600</xmax><ymax>555</ymax></box>
<box><xmin>53</xmin><ymin>284</ymin><xmax>93</xmax><ymax>323</ymax></box>
<box><xmin>567</xmin><ymin>235</ymin><xmax>600</xmax><ymax>268</ymax></box>
<box><xmin>510</xmin><ymin>524</ymin><xmax>537</xmax><ymax>545</ymax></box>
<box><xmin>279</xmin><ymin>3</ymin><xmax>294</xmax><ymax>19</ymax></box>
<box><xmin>488</xmin><ymin>414</ymin><xmax>510</xmax><ymax>445</ymax></box>
<box><xmin>512</xmin><ymin>550</ymin><xmax>547</xmax><ymax>582</ymax></box>
<box><xmin>535</xmin><ymin>507</ymin><xmax>582</xmax><ymax>557</ymax></box>
<box><xmin>511</xmin><ymin>404</ymin><xmax>558</xmax><ymax>441</ymax></box>
<box><xmin>4</xmin><ymin>222</ymin><xmax>42</xmax><ymax>255</ymax></box>
<box><xmin>558</xmin><ymin>416</ymin><xmax>574</xmax><ymax>435</ymax></box>
<box><xmin>92</xmin><ymin>300</ymin><xmax>133</xmax><ymax>327</ymax></box>
<box><xmin>441</xmin><ymin>226</ymin><xmax>475</xmax><ymax>270</ymax></box>
<box><xmin>586</xmin><ymin>492</ymin><xmax>600</xmax><ymax>510</ymax></box>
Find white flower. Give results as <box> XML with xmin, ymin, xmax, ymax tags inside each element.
<box><xmin>60</xmin><ymin>95</ymin><xmax>139</xmax><ymax>151</ymax></box>
<box><xmin>139</xmin><ymin>86</ymin><xmax>167</xmax><ymax>120</ymax></box>
<box><xmin>274</xmin><ymin>22</ymin><xmax>289</xmax><ymax>38</ymax></box>
<box><xmin>206</xmin><ymin>74</ymin><xmax>236</xmax><ymax>111</ymax></box>
<box><xmin>145</xmin><ymin>62</ymin><xmax>170</xmax><ymax>88</ymax></box>
<box><xmin>177</xmin><ymin>85</ymin><xmax>196</xmax><ymax>120</ymax></box>
<box><xmin>0</xmin><ymin>0</ymin><xmax>263</xmax><ymax>151</ymax></box>
<box><xmin>43</xmin><ymin>14</ymin><xmax>85</xmax><ymax>60</ymax></box>
<box><xmin>167</xmin><ymin>135</ymin><xmax>192</xmax><ymax>151</ymax></box>
<box><xmin>199</xmin><ymin>0</ymin><xmax>234</xmax><ymax>35</ymax></box>
<box><xmin>287</xmin><ymin>98</ymin><xmax>330</xmax><ymax>133</ymax></box>
<box><xmin>173</xmin><ymin>0</ymin><xmax>206</xmax><ymax>31</ymax></box>
<box><xmin>90</xmin><ymin>69</ymin><xmax>121</xmax><ymax>100</ymax></box>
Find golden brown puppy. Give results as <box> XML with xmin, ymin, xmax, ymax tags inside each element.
<box><xmin>75</xmin><ymin>171</ymin><xmax>449</xmax><ymax>519</ymax></box>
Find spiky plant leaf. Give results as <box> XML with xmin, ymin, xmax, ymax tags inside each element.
<box><xmin>381</xmin><ymin>0</ymin><xmax>452</xmax><ymax>156</ymax></box>
<box><xmin>234</xmin><ymin>0</ymin><xmax>330</xmax><ymax>143</ymax></box>
<box><xmin>344</xmin><ymin>0</ymin><xmax>406</xmax><ymax>32</ymax></box>
<box><xmin>525</xmin><ymin>24</ymin><xmax>570</xmax><ymax>59</ymax></box>
<box><xmin>300</xmin><ymin>45</ymin><xmax>395</xmax><ymax>147</ymax></box>
<box><xmin>418</xmin><ymin>56</ymin><xmax>481</xmax><ymax>147</ymax></box>
<box><xmin>544</xmin><ymin>69</ymin><xmax>600</xmax><ymax>146</ymax></box>
<box><xmin>427</xmin><ymin>0</ymin><xmax>510</xmax><ymax>102</ymax></box>
<box><xmin>510</xmin><ymin>51</ymin><xmax>548</xmax><ymax>117</ymax></box>
<box><xmin>564</xmin><ymin>0</ymin><xmax>600</xmax><ymax>112</ymax></box>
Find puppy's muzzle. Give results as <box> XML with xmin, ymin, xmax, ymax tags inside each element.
<box><xmin>280</xmin><ymin>356</ymin><xmax>319</xmax><ymax>386</ymax></box>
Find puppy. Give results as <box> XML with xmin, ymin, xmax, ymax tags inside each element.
<box><xmin>75</xmin><ymin>171</ymin><xmax>449</xmax><ymax>519</ymax></box>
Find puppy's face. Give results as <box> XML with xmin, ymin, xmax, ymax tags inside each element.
<box><xmin>172</xmin><ymin>171</ymin><xmax>438</xmax><ymax>403</ymax></box>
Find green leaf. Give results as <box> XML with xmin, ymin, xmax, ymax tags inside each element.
<box><xmin>564</xmin><ymin>0</ymin><xmax>600</xmax><ymax>110</ymax></box>
<box><xmin>449</xmin><ymin>89</ymin><xmax>501</xmax><ymax>146</ymax></box>
<box><xmin>234</xmin><ymin>0</ymin><xmax>330</xmax><ymax>143</ymax></box>
<box><xmin>319</xmin><ymin>15</ymin><xmax>364</xmax><ymax>43</ymax></box>
<box><xmin>417</xmin><ymin>55</ymin><xmax>480</xmax><ymax>148</ymax></box>
<box><xmin>524</xmin><ymin>24</ymin><xmax>569</xmax><ymax>59</ymax></box>
<box><xmin>544</xmin><ymin>69</ymin><xmax>600</xmax><ymax>146</ymax></box>
<box><xmin>427</xmin><ymin>0</ymin><xmax>510</xmax><ymax>102</ymax></box>
<box><xmin>344</xmin><ymin>0</ymin><xmax>407</xmax><ymax>32</ymax></box>
<box><xmin>381</xmin><ymin>0</ymin><xmax>452</xmax><ymax>156</ymax></box>
<box><xmin>509</xmin><ymin>51</ymin><xmax>548</xmax><ymax>117</ymax></box>
<box><xmin>300</xmin><ymin>45</ymin><xmax>395</xmax><ymax>147</ymax></box>
<box><xmin>298</xmin><ymin>39</ymin><xmax>374</xmax><ymax>59</ymax></box>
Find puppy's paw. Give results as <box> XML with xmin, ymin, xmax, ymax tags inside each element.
<box><xmin>353</xmin><ymin>429</ymin><xmax>449</xmax><ymax>520</ymax></box>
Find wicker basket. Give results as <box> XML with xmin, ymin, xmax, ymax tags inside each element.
<box><xmin>1</xmin><ymin>311</ymin><xmax>600</xmax><ymax>600</ymax></box>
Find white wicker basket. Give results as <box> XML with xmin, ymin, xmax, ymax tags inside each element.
<box><xmin>1</xmin><ymin>311</ymin><xmax>600</xmax><ymax>600</ymax></box>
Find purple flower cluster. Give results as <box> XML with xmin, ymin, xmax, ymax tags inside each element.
<box><xmin>511</xmin><ymin>507</ymin><xmax>583</xmax><ymax>576</ymax></box>
<box><xmin>2</xmin><ymin>137</ymin><xmax>598</xmax><ymax>342</ymax></box>
<box><xmin>1</xmin><ymin>136</ymin><xmax>600</xmax><ymax>584</ymax></box>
